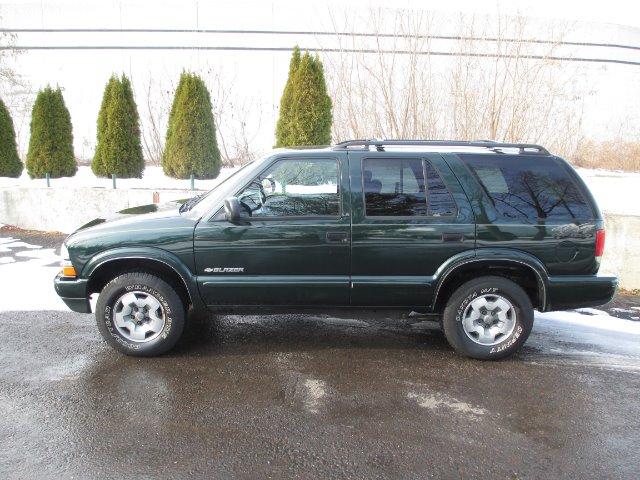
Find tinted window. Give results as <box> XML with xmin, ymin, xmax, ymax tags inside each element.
<box><xmin>237</xmin><ymin>159</ymin><xmax>340</xmax><ymax>217</ymax></box>
<box><xmin>425</xmin><ymin>161</ymin><xmax>457</xmax><ymax>216</ymax></box>
<box><xmin>363</xmin><ymin>158</ymin><xmax>457</xmax><ymax>217</ymax></box>
<box><xmin>364</xmin><ymin>158</ymin><xmax>427</xmax><ymax>216</ymax></box>
<box><xmin>460</xmin><ymin>154</ymin><xmax>592</xmax><ymax>220</ymax></box>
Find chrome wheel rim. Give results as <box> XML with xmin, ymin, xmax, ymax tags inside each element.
<box><xmin>461</xmin><ymin>294</ymin><xmax>516</xmax><ymax>346</ymax></box>
<box><xmin>113</xmin><ymin>291</ymin><xmax>165</xmax><ymax>343</ymax></box>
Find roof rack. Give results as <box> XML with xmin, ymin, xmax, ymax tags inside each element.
<box><xmin>332</xmin><ymin>139</ymin><xmax>550</xmax><ymax>155</ymax></box>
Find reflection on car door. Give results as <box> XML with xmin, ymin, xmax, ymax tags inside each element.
<box><xmin>194</xmin><ymin>155</ymin><xmax>351</xmax><ymax>307</ymax></box>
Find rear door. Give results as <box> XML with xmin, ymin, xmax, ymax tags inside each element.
<box><xmin>348</xmin><ymin>152</ymin><xmax>475</xmax><ymax>308</ymax></box>
<box><xmin>193</xmin><ymin>153</ymin><xmax>351</xmax><ymax>307</ymax></box>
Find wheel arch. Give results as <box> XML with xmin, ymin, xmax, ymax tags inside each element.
<box><xmin>84</xmin><ymin>249</ymin><xmax>199</xmax><ymax>311</ymax></box>
<box><xmin>432</xmin><ymin>251</ymin><xmax>548</xmax><ymax>314</ymax></box>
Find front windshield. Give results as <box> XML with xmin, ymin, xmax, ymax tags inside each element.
<box><xmin>184</xmin><ymin>153</ymin><xmax>273</xmax><ymax>219</ymax></box>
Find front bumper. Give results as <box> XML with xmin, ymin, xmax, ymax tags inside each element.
<box><xmin>544</xmin><ymin>274</ymin><xmax>618</xmax><ymax>312</ymax></box>
<box><xmin>53</xmin><ymin>273</ymin><xmax>91</xmax><ymax>313</ymax></box>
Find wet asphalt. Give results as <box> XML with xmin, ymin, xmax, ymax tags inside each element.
<box><xmin>1</xmin><ymin>226</ymin><xmax>639</xmax><ymax>478</ymax></box>
<box><xmin>1</xmin><ymin>308</ymin><xmax>639</xmax><ymax>479</ymax></box>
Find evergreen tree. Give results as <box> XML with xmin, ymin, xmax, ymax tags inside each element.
<box><xmin>162</xmin><ymin>72</ymin><xmax>221</xmax><ymax>179</ymax></box>
<box><xmin>275</xmin><ymin>46</ymin><xmax>301</xmax><ymax>147</ymax></box>
<box><xmin>0</xmin><ymin>96</ymin><xmax>23</xmax><ymax>177</ymax></box>
<box><xmin>92</xmin><ymin>74</ymin><xmax>144</xmax><ymax>178</ymax></box>
<box><xmin>275</xmin><ymin>47</ymin><xmax>332</xmax><ymax>147</ymax></box>
<box><xmin>25</xmin><ymin>86</ymin><xmax>76</xmax><ymax>178</ymax></box>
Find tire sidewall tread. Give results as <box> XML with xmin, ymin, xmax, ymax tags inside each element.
<box><xmin>442</xmin><ymin>276</ymin><xmax>533</xmax><ymax>360</ymax></box>
<box><xmin>95</xmin><ymin>272</ymin><xmax>185</xmax><ymax>357</ymax></box>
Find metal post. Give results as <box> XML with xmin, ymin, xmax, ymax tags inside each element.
<box><xmin>112</xmin><ymin>174</ymin><xmax>116</xmax><ymax>189</ymax></box>
<box><xmin>191</xmin><ymin>174</ymin><xmax>195</xmax><ymax>191</ymax></box>
<box><xmin>46</xmin><ymin>172</ymin><xmax>50</xmax><ymax>187</ymax></box>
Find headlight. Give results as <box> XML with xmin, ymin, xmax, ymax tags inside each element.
<box><xmin>60</xmin><ymin>243</ymin><xmax>77</xmax><ymax>277</ymax></box>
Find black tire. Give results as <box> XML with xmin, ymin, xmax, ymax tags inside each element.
<box><xmin>95</xmin><ymin>272</ymin><xmax>186</xmax><ymax>356</ymax></box>
<box><xmin>442</xmin><ymin>276</ymin><xmax>533</xmax><ymax>360</ymax></box>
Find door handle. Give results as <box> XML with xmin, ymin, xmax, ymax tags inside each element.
<box><xmin>326</xmin><ymin>232</ymin><xmax>349</xmax><ymax>243</ymax></box>
<box><xmin>442</xmin><ymin>232</ymin><xmax>465</xmax><ymax>243</ymax></box>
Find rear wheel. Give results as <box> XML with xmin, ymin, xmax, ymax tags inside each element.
<box><xmin>95</xmin><ymin>272</ymin><xmax>185</xmax><ymax>356</ymax></box>
<box><xmin>442</xmin><ymin>276</ymin><xmax>533</xmax><ymax>360</ymax></box>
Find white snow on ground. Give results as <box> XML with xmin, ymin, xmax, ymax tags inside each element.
<box><xmin>407</xmin><ymin>391</ymin><xmax>487</xmax><ymax>418</ymax></box>
<box><xmin>535</xmin><ymin>309</ymin><xmax>640</xmax><ymax>335</ymax></box>
<box><xmin>0</xmin><ymin>235</ymin><xmax>66</xmax><ymax>311</ymax></box>
<box><xmin>531</xmin><ymin>310</ymin><xmax>640</xmax><ymax>372</ymax></box>
<box><xmin>576</xmin><ymin>168</ymin><xmax>640</xmax><ymax>216</ymax></box>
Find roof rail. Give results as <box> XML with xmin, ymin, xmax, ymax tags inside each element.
<box><xmin>332</xmin><ymin>139</ymin><xmax>550</xmax><ymax>155</ymax></box>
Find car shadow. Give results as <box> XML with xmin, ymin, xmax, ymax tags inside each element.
<box><xmin>170</xmin><ymin>309</ymin><xmax>451</xmax><ymax>358</ymax></box>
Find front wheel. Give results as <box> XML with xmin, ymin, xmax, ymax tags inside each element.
<box><xmin>95</xmin><ymin>272</ymin><xmax>186</xmax><ymax>356</ymax></box>
<box><xmin>442</xmin><ymin>276</ymin><xmax>533</xmax><ymax>360</ymax></box>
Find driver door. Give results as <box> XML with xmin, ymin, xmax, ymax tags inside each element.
<box><xmin>194</xmin><ymin>155</ymin><xmax>351</xmax><ymax>307</ymax></box>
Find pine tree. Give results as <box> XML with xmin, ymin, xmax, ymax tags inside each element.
<box><xmin>275</xmin><ymin>46</ymin><xmax>301</xmax><ymax>147</ymax></box>
<box><xmin>0</xmin><ymin>96</ymin><xmax>23</xmax><ymax>177</ymax></box>
<box><xmin>92</xmin><ymin>74</ymin><xmax>144</xmax><ymax>178</ymax></box>
<box><xmin>162</xmin><ymin>72</ymin><xmax>221</xmax><ymax>179</ymax></box>
<box><xmin>25</xmin><ymin>86</ymin><xmax>76</xmax><ymax>178</ymax></box>
<box><xmin>275</xmin><ymin>47</ymin><xmax>332</xmax><ymax>147</ymax></box>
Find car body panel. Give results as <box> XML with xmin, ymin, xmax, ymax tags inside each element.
<box><xmin>348</xmin><ymin>151</ymin><xmax>476</xmax><ymax>307</ymax></box>
<box><xmin>194</xmin><ymin>152</ymin><xmax>351</xmax><ymax>306</ymax></box>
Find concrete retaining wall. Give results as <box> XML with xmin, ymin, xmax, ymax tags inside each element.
<box><xmin>0</xmin><ymin>186</ymin><xmax>199</xmax><ymax>234</ymax></box>
<box><xmin>599</xmin><ymin>214</ymin><xmax>640</xmax><ymax>290</ymax></box>
<box><xmin>1</xmin><ymin>186</ymin><xmax>638</xmax><ymax>289</ymax></box>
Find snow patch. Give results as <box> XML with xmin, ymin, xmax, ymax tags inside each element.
<box><xmin>611</xmin><ymin>307</ymin><xmax>634</xmax><ymax>313</ymax></box>
<box><xmin>15</xmin><ymin>248</ymin><xmax>60</xmax><ymax>266</ymax></box>
<box><xmin>0</xmin><ymin>257</ymin><xmax>15</xmax><ymax>264</ymax></box>
<box><xmin>407</xmin><ymin>391</ymin><xmax>487</xmax><ymax>418</ymax></box>
<box><xmin>536</xmin><ymin>311</ymin><xmax>640</xmax><ymax>335</ymax></box>
<box><xmin>577</xmin><ymin>168</ymin><xmax>640</xmax><ymax>216</ymax></box>
<box><xmin>0</xmin><ymin>264</ymin><xmax>67</xmax><ymax>311</ymax></box>
<box><xmin>314</xmin><ymin>316</ymin><xmax>370</xmax><ymax>328</ymax></box>
<box><xmin>0</xmin><ymin>241</ymin><xmax>42</xmax><ymax>253</ymax></box>
<box><xmin>303</xmin><ymin>379</ymin><xmax>327</xmax><ymax>414</ymax></box>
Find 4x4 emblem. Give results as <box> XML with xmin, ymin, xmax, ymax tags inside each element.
<box><xmin>204</xmin><ymin>267</ymin><xmax>245</xmax><ymax>273</ymax></box>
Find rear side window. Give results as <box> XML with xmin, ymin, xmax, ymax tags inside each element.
<box><xmin>460</xmin><ymin>154</ymin><xmax>592</xmax><ymax>220</ymax></box>
<box><xmin>363</xmin><ymin>158</ymin><xmax>456</xmax><ymax>217</ymax></box>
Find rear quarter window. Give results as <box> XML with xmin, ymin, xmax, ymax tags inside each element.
<box><xmin>459</xmin><ymin>154</ymin><xmax>593</xmax><ymax>220</ymax></box>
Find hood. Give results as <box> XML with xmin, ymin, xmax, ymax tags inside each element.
<box><xmin>75</xmin><ymin>200</ymin><xmax>186</xmax><ymax>232</ymax></box>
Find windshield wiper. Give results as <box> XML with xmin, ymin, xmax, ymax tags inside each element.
<box><xmin>179</xmin><ymin>194</ymin><xmax>202</xmax><ymax>213</ymax></box>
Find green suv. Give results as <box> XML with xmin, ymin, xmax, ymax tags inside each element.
<box><xmin>54</xmin><ymin>140</ymin><xmax>617</xmax><ymax>359</ymax></box>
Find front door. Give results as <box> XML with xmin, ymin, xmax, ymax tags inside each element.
<box><xmin>194</xmin><ymin>154</ymin><xmax>351</xmax><ymax>307</ymax></box>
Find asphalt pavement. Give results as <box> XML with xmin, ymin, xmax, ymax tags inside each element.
<box><xmin>1</xmin><ymin>307</ymin><xmax>639</xmax><ymax>479</ymax></box>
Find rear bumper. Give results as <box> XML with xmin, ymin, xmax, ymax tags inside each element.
<box><xmin>53</xmin><ymin>273</ymin><xmax>91</xmax><ymax>313</ymax></box>
<box><xmin>543</xmin><ymin>274</ymin><xmax>618</xmax><ymax>312</ymax></box>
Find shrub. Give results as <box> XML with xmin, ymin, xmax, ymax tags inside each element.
<box><xmin>571</xmin><ymin>139</ymin><xmax>640</xmax><ymax>172</ymax></box>
<box><xmin>25</xmin><ymin>86</ymin><xmax>76</xmax><ymax>178</ymax></box>
<box><xmin>92</xmin><ymin>74</ymin><xmax>144</xmax><ymax>178</ymax></box>
<box><xmin>275</xmin><ymin>46</ymin><xmax>332</xmax><ymax>147</ymax></box>
<box><xmin>162</xmin><ymin>72</ymin><xmax>221</xmax><ymax>179</ymax></box>
<box><xmin>0</xmin><ymin>96</ymin><xmax>22</xmax><ymax>177</ymax></box>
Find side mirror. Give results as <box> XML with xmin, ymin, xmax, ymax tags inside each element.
<box><xmin>224</xmin><ymin>196</ymin><xmax>241</xmax><ymax>223</ymax></box>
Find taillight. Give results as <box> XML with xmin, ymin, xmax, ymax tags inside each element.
<box><xmin>595</xmin><ymin>229</ymin><xmax>605</xmax><ymax>260</ymax></box>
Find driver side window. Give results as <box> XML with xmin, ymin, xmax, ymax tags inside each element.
<box><xmin>237</xmin><ymin>158</ymin><xmax>340</xmax><ymax>218</ymax></box>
